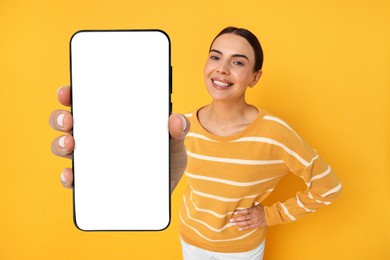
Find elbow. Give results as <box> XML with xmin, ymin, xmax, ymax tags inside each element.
<box><xmin>321</xmin><ymin>182</ymin><xmax>343</xmax><ymax>204</ymax></box>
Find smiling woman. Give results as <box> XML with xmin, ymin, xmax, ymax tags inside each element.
<box><xmin>177</xmin><ymin>27</ymin><xmax>342</xmax><ymax>259</ymax></box>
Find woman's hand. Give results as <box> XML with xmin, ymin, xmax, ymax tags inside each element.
<box><xmin>49</xmin><ymin>86</ymin><xmax>74</xmax><ymax>188</ymax></box>
<box><xmin>49</xmin><ymin>86</ymin><xmax>189</xmax><ymax>191</ymax></box>
<box><xmin>230</xmin><ymin>204</ymin><xmax>268</xmax><ymax>231</ymax></box>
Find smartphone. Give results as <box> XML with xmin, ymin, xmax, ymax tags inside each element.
<box><xmin>70</xmin><ymin>30</ymin><xmax>171</xmax><ymax>231</ymax></box>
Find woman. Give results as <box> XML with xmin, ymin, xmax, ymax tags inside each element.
<box><xmin>50</xmin><ymin>27</ymin><xmax>342</xmax><ymax>260</ymax></box>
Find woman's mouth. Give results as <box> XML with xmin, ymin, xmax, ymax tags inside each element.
<box><xmin>212</xmin><ymin>79</ymin><xmax>234</xmax><ymax>88</ymax></box>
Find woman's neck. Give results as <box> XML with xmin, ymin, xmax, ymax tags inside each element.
<box><xmin>198</xmin><ymin>100</ymin><xmax>258</xmax><ymax>136</ymax></box>
<box><xmin>208</xmin><ymin>100</ymin><xmax>250</xmax><ymax>122</ymax></box>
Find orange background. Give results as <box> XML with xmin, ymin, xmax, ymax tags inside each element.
<box><xmin>1</xmin><ymin>0</ymin><xmax>389</xmax><ymax>259</ymax></box>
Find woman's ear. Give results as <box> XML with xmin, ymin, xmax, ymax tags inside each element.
<box><xmin>249</xmin><ymin>70</ymin><xmax>262</xmax><ymax>88</ymax></box>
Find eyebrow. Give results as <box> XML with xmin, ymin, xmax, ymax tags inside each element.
<box><xmin>210</xmin><ymin>49</ymin><xmax>250</xmax><ymax>61</ymax></box>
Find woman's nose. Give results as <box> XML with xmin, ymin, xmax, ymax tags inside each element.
<box><xmin>216</xmin><ymin>61</ymin><xmax>229</xmax><ymax>74</ymax></box>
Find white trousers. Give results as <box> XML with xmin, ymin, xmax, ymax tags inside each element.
<box><xmin>180</xmin><ymin>238</ymin><xmax>265</xmax><ymax>260</ymax></box>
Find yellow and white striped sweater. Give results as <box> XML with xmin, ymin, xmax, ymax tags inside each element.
<box><xmin>179</xmin><ymin>108</ymin><xmax>342</xmax><ymax>253</ymax></box>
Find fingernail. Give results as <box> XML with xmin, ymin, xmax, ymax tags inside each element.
<box><xmin>58</xmin><ymin>136</ymin><xmax>66</xmax><ymax>148</ymax></box>
<box><xmin>60</xmin><ymin>172</ymin><xmax>67</xmax><ymax>183</ymax></box>
<box><xmin>179</xmin><ymin>114</ymin><xmax>187</xmax><ymax>131</ymax></box>
<box><xmin>229</xmin><ymin>219</ymin><xmax>234</xmax><ymax>223</ymax></box>
<box><xmin>57</xmin><ymin>113</ymin><xmax>65</xmax><ymax>127</ymax></box>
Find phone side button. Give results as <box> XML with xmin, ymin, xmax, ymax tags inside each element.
<box><xmin>169</xmin><ymin>66</ymin><xmax>173</xmax><ymax>94</ymax></box>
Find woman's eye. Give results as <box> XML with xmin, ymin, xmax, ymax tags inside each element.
<box><xmin>210</xmin><ymin>55</ymin><xmax>220</xmax><ymax>61</ymax></box>
<box><xmin>233</xmin><ymin>61</ymin><xmax>244</xmax><ymax>66</ymax></box>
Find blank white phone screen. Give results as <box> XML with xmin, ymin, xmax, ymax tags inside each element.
<box><xmin>70</xmin><ymin>30</ymin><xmax>171</xmax><ymax>231</ymax></box>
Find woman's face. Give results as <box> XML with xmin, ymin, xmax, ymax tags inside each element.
<box><xmin>204</xmin><ymin>33</ymin><xmax>261</xmax><ymax>103</ymax></box>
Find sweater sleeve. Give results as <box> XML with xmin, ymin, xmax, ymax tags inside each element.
<box><xmin>263</xmin><ymin>123</ymin><xmax>342</xmax><ymax>226</ymax></box>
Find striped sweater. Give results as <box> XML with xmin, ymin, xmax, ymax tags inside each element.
<box><xmin>179</xmin><ymin>108</ymin><xmax>342</xmax><ymax>253</ymax></box>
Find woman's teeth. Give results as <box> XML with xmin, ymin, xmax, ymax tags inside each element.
<box><xmin>213</xmin><ymin>80</ymin><xmax>232</xmax><ymax>87</ymax></box>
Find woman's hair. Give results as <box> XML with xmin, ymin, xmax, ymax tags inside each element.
<box><xmin>210</xmin><ymin>27</ymin><xmax>264</xmax><ymax>71</ymax></box>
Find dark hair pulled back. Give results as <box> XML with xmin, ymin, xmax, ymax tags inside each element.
<box><xmin>210</xmin><ymin>27</ymin><xmax>264</xmax><ymax>71</ymax></box>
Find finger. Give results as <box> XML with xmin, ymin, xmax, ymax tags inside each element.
<box><xmin>169</xmin><ymin>113</ymin><xmax>189</xmax><ymax>142</ymax></box>
<box><xmin>51</xmin><ymin>135</ymin><xmax>74</xmax><ymax>159</ymax></box>
<box><xmin>57</xmin><ymin>86</ymin><xmax>71</xmax><ymax>107</ymax></box>
<box><xmin>230</xmin><ymin>215</ymin><xmax>259</xmax><ymax>231</ymax></box>
<box><xmin>232</xmin><ymin>219</ymin><xmax>251</xmax><ymax>226</ymax></box>
<box><xmin>229</xmin><ymin>209</ymin><xmax>251</xmax><ymax>223</ymax></box>
<box><xmin>230</xmin><ymin>214</ymin><xmax>251</xmax><ymax>224</ymax></box>
<box><xmin>49</xmin><ymin>109</ymin><xmax>73</xmax><ymax>132</ymax></box>
<box><xmin>237</xmin><ymin>223</ymin><xmax>258</xmax><ymax>231</ymax></box>
<box><xmin>231</xmin><ymin>219</ymin><xmax>253</xmax><ymax>231</ymax></box>
<box><xmin>233</xmin><ymin>208</ymin><xmax>251</xmax><ymax>215</ymax></box>
<box><xmin>60</xmin><ymin>168</ymin><xmax>74</xmax><ymax>189</ymax></box>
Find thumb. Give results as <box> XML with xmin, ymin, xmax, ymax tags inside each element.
<box><xmin>169</xmin><ymin>114</ymin><xmax>189</xmax><ymax>192</ymax></box>
<box><xmin>169</xmin><ymin>113</ymin><xmax>190</xmax><ymax>142</ymax></box>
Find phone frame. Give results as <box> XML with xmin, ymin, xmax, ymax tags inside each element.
<box><xmin>69</xmin><ymin>29</ymin><xmax>172</xmax><ymax>232</ymax></box>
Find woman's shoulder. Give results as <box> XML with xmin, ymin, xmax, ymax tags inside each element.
<box><xmin>253</xmin><ymin>108</ymin><xmax>300</xmax><ymax>138</ymax></box>
<box><xmin>260</xmin><ymin>110</ymin><xmax>293</xmax><ymax>130</ymax></box>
